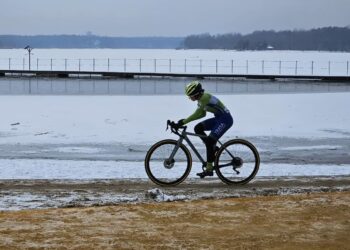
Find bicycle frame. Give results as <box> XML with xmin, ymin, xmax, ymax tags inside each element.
<box><xmin>170</xmin><ymin>126</ymin><xmax>224</xmax><ymax>166</ymax></box>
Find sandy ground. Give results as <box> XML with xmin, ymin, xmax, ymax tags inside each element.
<box><xmin>0</xmin><ymin>191</ymin><xmax>349</xmax><ymax>249</ymax></box>
<box><xmin>1</xmin><ymin>176</ymin><xmax>349</xmax><ymax>210</ymax></box>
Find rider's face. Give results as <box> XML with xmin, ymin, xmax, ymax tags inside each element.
<box><xmin>189</xmin><ymin>95</ymin><xmax>197</xmax><ymax>101</ymax></box>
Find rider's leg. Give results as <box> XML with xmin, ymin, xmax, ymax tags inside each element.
<box><xmin>204</xmin><ymin>135</ymin><xmax>217</xmax><ymax>171</ymax></box>
<box><xmin>195</xmin><ymin>119</ymin><xmax>217</xmax><ymax>170</ymax></box>
<box><xmin>194</xmin><ymin>123</ymin><xmax>207</xmax><ymax>140</ymax></box>
<box><xmin>204</xmin><ymin>114</ymin><xmax>233</xmax><ymax>171</ymax></box>
<box><xmin>197</xmin><ymin>114</ymin><xmax>234</xmax><ymax>178</ymax></box>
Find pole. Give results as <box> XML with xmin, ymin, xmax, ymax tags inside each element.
<box><xmin>124</xmin><ymin>58</ymin><xmax>126</xmax><ymax>72</ymax></box>
<box><xmin>154</xmin><ymin>59</ymin><xmax>157</xmax><ymax>72</ymax></box>
<box><xmin>262</xmin><ymin>60</ymin><xmax>264</xmax><ymax>74</ymax></box>
<box><xmin>108</xmin><ymin>58</ymin><xmax>110</xmax><ymax>72</ymax></box>
<box><xmin>246</xmin><ymin>60</ymin><xmax>249</xmax><ymax>74</ymax></box>
<box><xmin>295</xmin><ymin>61</ymin><xmax>298</xmax><ymax>75</ymax></box>
<box><xmin>37</xmin><ymin>58</ymin><xmax>39</xmax><ymax>70</ymax></box>
<box><xmin>279</xmin><ymin>61</ymin><xmax>282</xmax><ymax>75</ymax></box>
<box><xmin>8</xmin><ymin>58</ymin><xmax>11</xmax><ymax>70</ymax></box>
<box><xmin>200</xmin><ymin>59</ymin><xmax>202</xmax><ymax>73</ymax></box>
<box><xmin>28</xmin><ymin>52</ymin><xmax>31</xmax><ymax>70</ymax></box>
<box><xmin>169</xmin><ymin>59</ymin><xmax>171</xmax><ymax>73</ymax></box>
<box><xmin>347</xmin><ymin>61</ymin><xmax>349</xmax><ymax>75</ymax></box>
<box><xmin>231</xmin><ymin>60</ymin><xmax>234</xmax><ymax>74</ymax></box>
<box><xmin>184</xmin><ymin>59</ymin><xmax>187</xmax><ymax>73</ymax></box>
<box><xmin>216</xmin><ymin>59</ymin><xmax>218</xmax><ymax>74</ymax></box>
<box><xmin>51</xmin><ymin>59</ymin><xmax>53</xmax><ymax>71</ymax></box>
<box><xmin>79</xmin><ymin>59</ymin><xmax>81</xmax><ymax>71</ymax></box>
<box><xmin>328</xmin><ymin>61</ymin><xmax>331</xmax><ymax>76</ymax></box>
<box><xmin>65</xmin><ymin>59</ymin><xmax>67</xmax><ymax>71</ymax></box>
<box><xmin>93</xmin><ymin>58</ymin><xmax>95</xmax><ymax>72</ymax></box>
<box><xmin>311</xmin><ymin>61</ymin><xmax>314</xmax><ymax>75</ymax></box>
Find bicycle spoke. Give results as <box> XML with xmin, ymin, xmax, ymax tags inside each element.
<box><xmin>145</xmin><ymin>140</ymin><xmax>191</xmax><ymax>186</ymax></box>
<box><xmin>215</xmin><ymin>139</ymin><xmax>259</xmax><ymax>184</ymax></box>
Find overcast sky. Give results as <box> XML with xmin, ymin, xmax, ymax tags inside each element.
<box><xmin>1</xmin><ymin>0</ymin><xmax>349</xmax><ymax>37</ymax></box>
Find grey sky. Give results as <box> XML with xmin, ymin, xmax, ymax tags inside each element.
<box><xmin>1</xmin><ymin>0</ymin><xmax>349</xmax><ymax>36</ymax></box>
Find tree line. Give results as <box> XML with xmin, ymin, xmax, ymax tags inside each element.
<box><xmin>0</xmin><ymin>35</ymin><xmax>183</xmax><ymax>49</ymax></box>
<box><xmin>183</xmin><ymin>27</ymin><xmax>350</xmax><ymax>51</ymax></box>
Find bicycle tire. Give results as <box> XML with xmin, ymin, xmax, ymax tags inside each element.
<box><xmin>215</xmin><ymin>139</ymin><xmax>260</xmax><ymax>185</ymax></box>
<box><xmin>145</xmin><ymin>139</ymin><xmax>192</xmax><ymax>186</ymax></box>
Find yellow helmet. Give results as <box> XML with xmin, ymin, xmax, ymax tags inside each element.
<box><xmin>185</xmin><ymin>81</ymin><xmax>203</xmax><ymax>96</ymax></box>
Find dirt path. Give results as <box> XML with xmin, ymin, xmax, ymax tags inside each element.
<box><xmin>1</xmin><ymin>176</ymin><xmax>350</xmax><ymax>210</ymax></box>
<box><xmin>0</xmin><ymin>191</ymin><xmax>349</xmax><ymax>249</ymax></box>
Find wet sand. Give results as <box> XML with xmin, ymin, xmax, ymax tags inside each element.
<box><xmin>0</xmin><ymin>191</ymin><xmax>349</xmax><ymax>249</ymax></box>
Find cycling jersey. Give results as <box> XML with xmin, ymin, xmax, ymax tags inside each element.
<box><xmin>183</xmin><ymin>93</ymin><xmax>230</xmax><ymax>124</ymax></box>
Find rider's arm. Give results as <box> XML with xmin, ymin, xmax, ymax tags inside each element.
<box><xmin>183</xmin><ymin>107</ymin><xmax>206</xmax><ymax>124</ymax></box>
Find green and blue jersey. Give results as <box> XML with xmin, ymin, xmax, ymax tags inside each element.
<box><xmin>183</xmin><ymin>93</ymin><xmax>230</xmax><ymax>125</ymax></box>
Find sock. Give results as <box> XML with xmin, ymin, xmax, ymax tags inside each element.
<box><xmin>206</xmin><ymin>162</ymin><xmax>213</xmax><ymax>171</ymax></box>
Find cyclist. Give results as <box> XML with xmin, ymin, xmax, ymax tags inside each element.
<box><xmin>174</xmin><ymin>81</ymin><xmax>233</xmax><ymax>178</ymax></box>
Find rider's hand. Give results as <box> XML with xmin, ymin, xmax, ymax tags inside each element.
<box><xmin>173</xmin><ymin>119</ymin><xmax>184</xmax><ymax>130</ymax></box>
<box><xmin>177</xmin><ymin>119</ymin><xmax>184</xmax><ymax>127</ymax></box>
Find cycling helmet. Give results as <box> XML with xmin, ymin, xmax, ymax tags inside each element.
<box><xmin>185</xmin><ymin>81</ymin><xmax>203</xmax><ymax>97</ymax></box>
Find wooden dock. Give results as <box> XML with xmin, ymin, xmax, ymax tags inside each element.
<box><xmin>1</xmin><ymin>69</ymin><xmax>350</xmax><ymax>82</ymax></box>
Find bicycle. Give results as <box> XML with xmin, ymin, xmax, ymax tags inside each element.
<box><xmin>145</xmin><ymin>120</ymin><xmax>260</xmax><ymax>186</ymax></box>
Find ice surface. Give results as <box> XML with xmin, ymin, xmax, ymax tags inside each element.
<box><xmin>0</xmin><ymin>92</ymin><xmax>349</xmax><ymax>146</ymax></box>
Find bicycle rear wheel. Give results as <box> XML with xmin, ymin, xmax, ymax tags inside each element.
<box><xmin>145</xmin><ymin>139</ymin><xmax>192</xmax><ymax>186</ymax></box>
<box><xmin>215</xmin><ymin>139</ymin><xmax>260</xmax><ymax>185</ymax></box>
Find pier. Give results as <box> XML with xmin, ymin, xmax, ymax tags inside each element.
<box><xmin>1</xmin><ymin>69</ymin><xmax>350</xmax><ymax>82</ymax></box>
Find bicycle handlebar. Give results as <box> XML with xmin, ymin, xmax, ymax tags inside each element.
<box><xmin>166</xmin><ymin>120</ymin><xmax>186</xmax><ymax>136</ymax></box>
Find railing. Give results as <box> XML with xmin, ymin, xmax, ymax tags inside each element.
<box><xmin>0</xmin><ymin>57</ymin><xmax>349</xmax><ymax>76</ymax></box>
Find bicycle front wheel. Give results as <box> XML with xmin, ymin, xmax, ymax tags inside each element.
<box><xmin>145</xmin><ymin>139</ymin><xmax>192</xmax><ymax>186</ymax></box>
<box><xmin>215</xmin><ymin>139</ymin><xmax>260</xmax><ymax>185</ymax></box>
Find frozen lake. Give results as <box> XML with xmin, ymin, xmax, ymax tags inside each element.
<box><xmin>0</xmin><ymin>48</ymin><xmax>349</xmax><ymax>181</ymax></box>
<box><xmin>1</xmin><ymin>49</ymin><xmax>350</xmax><ymax>75</ymax></box>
